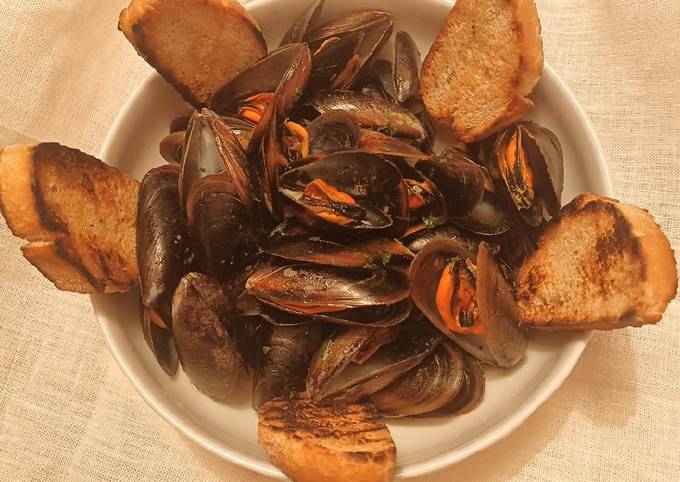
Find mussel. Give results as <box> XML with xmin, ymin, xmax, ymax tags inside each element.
<box><xmin>141</xmin><ymin>305</ymin><xmax>179</xmax><ymax>376</ymax></box>
<box><xmin>303</xmin><ymin>10</ymin><xmax>393</xmax><ymax>89</ymax></box>
<box><xmin>279</xmin><ymin>152</ymin><xmax>408</xmax><ymax>233</ymax></box>
<box><xmin>279</xmin><ymin>0</ymin><xmax>325</xmax><ymax>46</ymax></box>
<box><xmin>310</xmin><ymin>91</ymin><xmax>427</xmax><ymax>140</ymax></box>
<box><xmin>492</xmin><ymin>121</ymin><xmax>564</xmax><ymax>226</ymax></box>
<box><xmin>262</xmin><ymin>235</ymin><xmax>413</xmax><ymax>269</ymax></box>
<box><xmin>172</xmin><ymin>273</ymin><xmax>242</xmax><ymax>400</ymax></box>
<box><xmin>252</xmin><ymin>323</ymin><xmax>324</xmax><ymax>409</ymax></box>
<box><xmin>137</xmin><ymin>165</ymin><xmax>192</xmax><ymax>327</ymax></box>
<box><xmin>186</xmin><ymin>173</ymin><xmax>259</xmax><ymax>280</ymax></box>
<box><xmin>307</xmin><ymin>317</ymin><xmax>442</xmax><ymax>402</ymax></box>
<box><xmin>306</xmin><ymin>111</ymin><xmax>361</xmax><ymax>156</ymax></box>
<box><xmin>358</xmin><ymin>129</ymin><xmax>429</xmax><ymax>161</ymax></box>
<box><xmin>410</xmin><ymin>240</ymin><xmax>527</xmax><ymax>368</ymax></box>
<box><xmin>403</xmin><ymin>223</ymin><xmax>480</xmax><ymax>255</ymax></box>
<box><xmin>370</xmin><ymin>341</ymin><xmax>465</xmax><ymax>417</ymax></box>
<box><xmin>179</xmin><ymin>109</ymin><xmax>261</xmax><ymax>213</ymax></box>
<box><xmin>418</xmin><ymin>148</ymin><xmax>515</xmax><ymax>235</ymax></box>
<box><xmin>159</xmin><ymin>131</ymin><xmax>185</xmax><ymax>164</ymax></box>
<box><xmin>393</xmin><ymin>31</ymin><xmax>421</xmax><ymax>104</ymax></box>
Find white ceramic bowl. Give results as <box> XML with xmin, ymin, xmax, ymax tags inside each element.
<box><xmin>97</xmin><ymin>0</ymin><xmax>612</xmax><ymax>478</ymax></box>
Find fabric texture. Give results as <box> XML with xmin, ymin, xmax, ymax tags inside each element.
<box><xmin>1</xmin><ymin>0</ymin><xmax>679</xmax><ymax>480</ymax></box>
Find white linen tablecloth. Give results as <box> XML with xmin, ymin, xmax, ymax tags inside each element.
<box><xmin>1</xmin><ymin>1</ymin><xmax>679</xmax><ymax>480</ymax></box>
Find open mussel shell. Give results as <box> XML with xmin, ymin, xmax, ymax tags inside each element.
<box><xmin>358</xmin><ymin>129</ymin><xmax>430</xmax><ymax>161</ymax></box>
<box><xmin>393</xmin><ymin>31</ymin><xmax>421</xmax><ymax>104</ymax></box>
<box><xmin>370</xmin><ymin>341</ymin><xmax>465</xmax><ymax>417</ymax></box>
<box><xmin>310</xmin><ymin>91</ymin><xmax>427</xmax><ymax>140</ymax></box>
<box><xmin>409</xmin><ymin>240</ymin><xmax>527</xmax><ymax>368</ymax></box>
<box><xmin>451</xmin><ymin>189</ymin><xmax>516</xmax><ymax>236</ymax></box>
<box><xmin>246</xmin><ymin>263</ymin><xmax>410</xmax><ymax>314</ymax></box>
<box><xmin>309</xmin><ymin>31</ymin><xmax>364</xmax><ymax>93</ymax></box>
<box><xmin>170</xmin><ymin>115</ymin><xmax>191</xmax><ymax>134</ymax></box>
<box><xmin>279</xmin><ymin>152</ymin><xmax>407</xmax><ymax>232</ymax></box>
<box><xmin>159</xmin><ymin>131</ymin><xmax>185</xmax><ymax>164</ymax></box>
<box><xmin>252</xmin><ymin>323</ymin><xmax>324</xmax><ymax>409</ymax></box>
<box><xmin>356</xmin><ymin>59</ymin><xmax>397</xmax><ymax>101</ymax></box>
<box><xmin>307</xmin><ymin>111</ymin><xmax>361</xmax><ymax>156</ymax></box>
<box><xmin>402</xmin><ymin>223</ymin><xmax>480</xmax><ymax>255</ymax></box>
<box><xmin>211</xmin><ymin>43</ymin><xmax>310</xmax><ymax>116</ymax></box>
<box><xmin>416</xmin><ymin>148</ymin><xmax>485</xmax><ymax>218</ymax></box>
<box><xmin>141</xmin><ymin>306</ymin><xmax>179</xmax><ymax>376</ymax></box>
<box><xmin>186</xmin><ymin>174</ymin><xmax>258</xmax><ymax>280</ymax></box>
<box><xmin>179</xmin><ymin>109</ymin><xmax>260</xmax><ymax>212</ymax></box>
<box><xmin>262</xmin><ymin>236</ymin><xmax>413</xmax><ymax>269</ymax></box>
<box><xmin>303</xmin><ymin>10</ymin><xmax>393</xmax><ymax>88</ymax></box>
<box><xmin>416</xmin><ymin>350</ymin><xmax>485</xmax><ymax>417</ymax></box>
<box><xmin>279</xmin><ymin>0</ymin><xmax>326</xmax><ymax>46</ymax></box>
<box><xmin>137</xmin><ymin>165</ymin><xmax>191</xmax><ymax>327</ymax></box>
<box><xmin>310</xmin><ymin>318</ymin><xmax>442</xmax><ymax>402</ymax></box>
<box><xmin>220</xmin><ymin>116</ymin><xmax>256</xmax><ymax>150</ymax></box>
<box><xmin>391</xmin><ymin>157</ymin><xmax>447</xmax><ymax>232</ymax></box>
<box><xmin>493</xmin><ymin>121</ymin><xmax>564</xmax><ymax>225</ymax></box>
<box><xmin>172</xmin><ymin>273</ymin><xmax>242</xmax><ymax>401</ymax></box>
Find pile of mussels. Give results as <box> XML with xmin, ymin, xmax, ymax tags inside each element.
<box><xmin>139</xmin><ymin>2</ymin><xmax>564</xmax><ymax>416</ymax></box>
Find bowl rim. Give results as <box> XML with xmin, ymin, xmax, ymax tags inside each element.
<box><xmin>98</xmin><ymin>1</ymin><xmax>612</xmax><ymax>475</ymax></box>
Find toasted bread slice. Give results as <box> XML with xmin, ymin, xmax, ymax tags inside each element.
<box><xmin>516</xmin><ymin>194</ymin><xmax>678</xmax><ymax>330</ymax></box>
<box><xmin>0</xmin><ymin>143</ymin><xmax>139</xmax><ymax>293</ymax></box>
<box><xmin>119</xmin><ymin>0</ymin><xmax>267</xmax><ymax>106</ymax></box>
<box><xmin>420</xmin><ymin>0</ymin><xmax>543</xmax><ymax>142</ymax></box>
<box><xmin>258</xmin><ymin>399</ymin><xmax>396</xmax><ymax>482</ymax></box>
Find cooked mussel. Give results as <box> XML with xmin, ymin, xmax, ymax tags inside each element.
<box><xmin>186</xmin><ymin>173</ymin><xmax>259</xmax><ymax>280</ymax></box>
<box><xmin>252</xmin><ymin>323</ymin><xmax>324</xmax><ymax>409</ymax></box>
<box><xmin>403</xmin><ymin>223</ymin><xmax>480</xmax><ymax>255</ymax></box>
<box><xmin>308</xmin><ymin>318</ymin><xmax>442</xmax><ymax>402</ymax></box>
<box><xmin>410</xmin><ymin>240</ymin><xmax>527</xmax><ymax>368</ymax></box>
<box><xmin>393</xmin><ymin>31</ymin><xmax>421</xmax><ymax>104</ymax></box>
<box><xmin>159</xmin><ymin>131</ymin><xmax>185</xmax><ymax>164</ymax></box>
<box><xmin>309</xmin><ymin>32</ymin><xmax>364</xmax><ymax>92</ymax></box>
<box><xmin>303</xmin><ymin>10</ymin><xmax>393</xmax><ymax>89</ymax></box>
<box><xmin>279</xmin><ymin>152</ymin><xmax>408</xmax><ymax>233</ymax></box>
<box><xmin>310</xmin><ymin>91</ymin><xmax>427</xmax><ymax>140</ymax></box>
<box><xmin>172</xmin><ymin>273</ymin><xmax>242</xmax><ymax>400</ymax></box>
<box><xmin>262</xmin><ymin>235</ymin><xmax>413</xmax><ymax>268</ymax></box>
<box><xmin>170</xmin><ymin>115</ymin><xmax>191</xmax><ymax>134</ymax></box>
<box><xmin>141</xmin><ymin>305</ymin><xmax>179</xmax><ymax>376</ymax></box>
<box><xmin>246</xmin><ymin>264</ymin><xmax>410</xmax><ymax>314</ymax></box>
<box><xmin>492</xmin><ymin>121</ymin><xmax>564</xmax><ymax>226</ymax></box>
<box><xmin>370</xmin><ymin>341</ymin><xmax>465</xmax><ymax>417</ymax></box>
<box><xmin>358</xmin><ymin>129</ymin><xmax>429</xmax><ymax>161</ymax></box>
<box><xmin>211</xmin><ymin>43</ymin><xmax>311</xmax><ymax>116</ymax></box>
<box><xmin>307</xmin><ymin>111</ymin><xmax>361</xmax><ymax>156</ymax></box>
<box><xmin>179</xmin><ymin>109</ymin><xmax>260</xmax><ymax>212</ymax></box>
<box><xmin>137</xmin><ymin>165</ymin><xmax>191</xmax><ymax>327</ymax></box>
<box><xmin>279</xmin><ymin>0</ymin><xmax>326</xmax><ymax>46</ymax></box>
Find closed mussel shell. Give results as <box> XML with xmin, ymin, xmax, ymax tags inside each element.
<box><xmin>137</xmin><ymin>165</ymin><xmax>191</xmax><ymax>327</ymax></box>
<box><xmin>141</xmin><ymin>305</ymin><xmax>179</xmax><ymax>376</ymax></box>
<box><xmin>172</xmin><ymin>273</ymin><xmax>242</xmax><ymax>401</ymax></box>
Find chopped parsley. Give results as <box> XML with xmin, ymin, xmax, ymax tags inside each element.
<box><xmin>320</xmin><ymin>339</ymin><xmax>334</xmax><ymax>361</ymax></box>
<box><xmin>422</xmin><ymin>215</ymin><xmax>437</xmax><ymax>229</ymax></box>
<box><xmin>268</xmin><ymin>220</ymin><xmax>288</xmax><ymax>238</ymax></box>
<box><xmin>262</xmin><ymin>346</ymin><xmax>271</xmax><ymax>355</ymax></box>
<box><xmin>379</xmin><ymin>251</ymin><xmax>392</xmax><ymax>265</ymax></box>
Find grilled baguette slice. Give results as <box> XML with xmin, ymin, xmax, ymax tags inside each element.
<box><xmin>119</xmin><ymin>0</ymin><xmax>267</xmax><ymax>107</ymax></box>
<box><xmin>0</xmin><ymin>143</ymin><xmax>139</xmax><ymax>293</ymax></box>
<box><xmin>420</xmin><ymin>0</ymin><xmax>543</xmax><ymax>143</ymax></box>
<box><xmin>258</xmin><ymin>399</ymin><xmax>396</xmax><ymax>482</ymax></box>
<box><xmin>516</xmin><ymin>194</ymin><xmax>677</xmax><ymax>330</ymax></box>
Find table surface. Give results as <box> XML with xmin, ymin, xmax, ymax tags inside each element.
<box><xmin>1</xmin><ymin>1</ymin><xmax>679</xmax><ymax>481</ymax></box>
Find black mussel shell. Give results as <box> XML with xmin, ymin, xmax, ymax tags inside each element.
<box><xmin>252</xmin><ymin>323</ymin><xmax>324</xmax><ymax>409</ymax></box>
<box><xmin>137</xmin><ymin>165</ymin><xmax>191</xmax><ymax>327</ymax></box>
<box><xmin>358</xmin><ymin>129</ymin><xmax>429</xmax><ymax>161</ymax></box>
<box><xmin>393</xmin><ymin>31</ymin><xmax>421</xmax><ymax>104</ymax></box>
<box><xmin>402</xmin><ymin>223</ymin><xmax>480</xmax><ymax>255</ymax></box>
<box><xmin>159</xmin><ymin>131</ymin><xmax>185</xmax><ymax>164</ymax></box>
<box><xmin>141</xmin><ymin>305</ymin><xmax>179</xmax><ymax>376</ymax></box>
<box><xmin>307</xmin><ymin>111</ymin><xmax>361</xmax><ymax>156</ymax></box>
<box><xmin>310</xmin><ymin>91</ymin><xmax>427</xmax><ymax>140</ymax></box>
<box><xmin>186</xmin><ymin>174</ymin><xmax>258</xmax><ymax>280</ymax></box>
<box><xmin>409</xmin><ymin>240</ymin><xmax>526</xmax><ymax>368</ymax></box>
<box><xmin>370</xmin><ymin>341</ymin><xmax>465</xmax><ymax>417</ymax></box>
<box><xmin>451</xmin><ymin>188</ymin><xmax>515</xmax><ymax>236</ymax></box>
<box><xmin>172</xmin><ymin>273</ymin><xmax>242</xmax><ymax>400</ymax></box>
<box><xmin>279</xmin><ymin>0</ymin><xmax>326</xmax><ymax>46</ymax></box>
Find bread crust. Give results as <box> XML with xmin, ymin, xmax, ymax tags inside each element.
<box><xmin>258</xmin><ymin>399</ymin><xmax>396</xmax><ymax>482</ymax></box>
<box><xmin>119</xmin><ymin>0</ymin><xmax>267</xmax><ymax>107</ymax></box>
<box><xmin>517</xmin><ymin>194</ymin><xmax>677</xmax><ymax>330</ymax></box>
<box><xmin>0</xmin><ymin>143</ymin><xmax>140</xmax><ymax>293</ymax></box>
<box><xmin>420</xmin><ymin>0</ymin><xmax>543</xmax><ymax>142</ymax></box>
